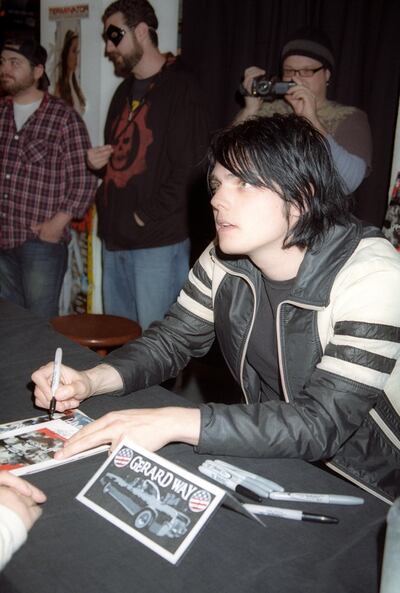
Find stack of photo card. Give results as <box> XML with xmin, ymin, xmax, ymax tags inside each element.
<box><xmin>0</xmin><ymin>410</ymin><xmax>108</xmax><ymax>475</ymax></box>
<box><xmin>77</xmin><ymin>441</ymin><xmax>226</xmax><ymax>565</ymax></box>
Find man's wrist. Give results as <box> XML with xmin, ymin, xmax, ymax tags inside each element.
<box><xmin>84</xmin><ymin>363</ymin><xmax>123</xmax><ymax>397</ymax></box>
<box><xmin>163</xmin><ymin>407</ymin><xmax>201</xmax><ymax>446</ymax></box>
<box><xmin>243</xmin><ymin>98</ymin><xmax>262</xmax><ymax>115</ymax></box>
<box><xmin>51</xmin><ymin>211</ymin><xmax>72</xmax><ymax>229</ymax></box>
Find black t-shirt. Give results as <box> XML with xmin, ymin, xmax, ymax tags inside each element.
<box><xmin>130</xmin><ymin>75</ymin><xmax>155</xmax><ymax>105</ymax></box>
<box><xmin>246</xmin><ymin>274</ymin><xmax>295</xmax><ymax>401</ymax></box>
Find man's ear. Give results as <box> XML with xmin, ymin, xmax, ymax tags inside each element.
<box><xmin>33</xmin><ymin>64</ymin><xmax>44</xmax><ymax>84</ymax></box>
<box><xmin>325</xmin><ymin>68</ymin><xmax>331</xmax><ymax>85</ymax></box>
<box><xmin>134</xmin><ymin>22</ymin><xmax>148</xmax><ymax>43</ymax></box>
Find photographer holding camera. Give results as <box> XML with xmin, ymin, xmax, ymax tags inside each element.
<box><xmin>235</xmin><ymin>28</ymin><xmax>372</xmax><ymax>195</ymax></box>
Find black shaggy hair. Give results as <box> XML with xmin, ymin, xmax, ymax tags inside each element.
<box><xmin>208</xmin><ymin>113</ymin><xmax>350</xmax><ymax>250</ymax></box>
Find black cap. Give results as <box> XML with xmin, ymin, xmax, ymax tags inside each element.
<box><xmin>2</xmin><ymin>38</ymin><xmax>50</xmax><ymax>88</ymax></box>
<box><xmin>281</xmin><ymin>28</ymin><xmax>335</xmax><ymax>72</ymax></box>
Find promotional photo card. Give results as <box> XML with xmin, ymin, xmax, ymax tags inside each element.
<box><xmin>0</xmin><ymin>410</ymin><xmax>107</xmax><ymax>474</ymax></box>
<box><xmin>77</xmin><ymin>440</ymin><xmax>226</xmax><ymax>565</ymax></box>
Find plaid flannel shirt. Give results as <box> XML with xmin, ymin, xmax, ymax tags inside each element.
<box><xmin>0</xmin><ymin>93</ymin><xmax>97</xmax><ymax>248</ymax></box>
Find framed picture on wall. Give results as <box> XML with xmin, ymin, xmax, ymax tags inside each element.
<box><xmin>48</xmin><ymin>4</ymin><xmax>89</xmax><ymax>115</ymax></box>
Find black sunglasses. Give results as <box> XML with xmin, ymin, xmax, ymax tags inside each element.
<box><xmin>103</xmin><ymin>24</ymin><xmax>126</xmax><ymax>47</ymax></box>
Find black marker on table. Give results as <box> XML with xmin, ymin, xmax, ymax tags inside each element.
<box><xmin>199</xmin><ymin>468</ymin><xmax>263</xmax><ymax>503</ymax></box>
<box><xmin>235</xmin><ymin>484</ymin><xmax>263</xmax><ymax>503</ymax></box>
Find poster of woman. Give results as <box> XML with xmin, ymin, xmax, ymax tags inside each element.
<box><xmin>52</xmin><ymin>18</ymin><xmax>86</xmax><ymax>114</ymax></box>
<box><xmin>54</xmin><ymin>27</ymin><xmax>86</xmax><ymax>114</ymax></box>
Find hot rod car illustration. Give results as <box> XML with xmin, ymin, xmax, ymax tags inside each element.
<box><xmin>100</xmin><ymin>472</ymin><xmax>191</xmax><ymax>538</ymax></box>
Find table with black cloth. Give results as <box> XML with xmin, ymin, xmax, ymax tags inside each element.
<box><xmin>0</xmin><ymin>300</ymin><xmax>389</xmax><ymax>593</ymax></box>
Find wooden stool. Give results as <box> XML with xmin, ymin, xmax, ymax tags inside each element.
<box><xmin>51</xmin><ymin>313</ymin><xmax>142</xmax><ymax>356</ymax></box>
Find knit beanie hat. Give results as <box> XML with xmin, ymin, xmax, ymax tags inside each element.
<box><xmin>281</xmin><ymin>28</ymin><xmax>335</xmax><ymax>72</ymax></box>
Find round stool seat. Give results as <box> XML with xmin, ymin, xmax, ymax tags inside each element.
<box><xmin>51</xmin><ymin>313</ymin><xmax>142</xmax><ymax>355</ymax></box>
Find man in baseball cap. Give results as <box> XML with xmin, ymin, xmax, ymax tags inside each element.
<box><xmin>1</xmin><ymin>37</ymin><xmax>50</xmax><ymax>91</ymax></box>
<box><xmin>0</xmin><ymin>36</ymin><xmax>97</xmax><ymax>319</ymax></box>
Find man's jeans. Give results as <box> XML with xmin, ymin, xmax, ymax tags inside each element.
<box><xmin>0</xmin><ymin>239</ymin><xmax>68</xmax><ymax>319</ymax></box>
<box><xmin>103</xmin><ymin>239</ymin><xmax>190</xmax><ymax>330</ymax></box>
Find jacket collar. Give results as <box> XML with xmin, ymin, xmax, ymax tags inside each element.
<box><xmin>291</xmin><ymin>221</ymin><xmax>363</xmax><ymax>307</ymax></box>
<box><xmin>212</xmin><ymin>219</ymin><xmax>382</xmax><ymax>307</ymax></box>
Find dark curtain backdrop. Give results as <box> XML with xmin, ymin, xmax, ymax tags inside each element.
<box><xmin>181</xmin><ymin>0</ymin><xmax>400</xmax><ymax>232</ymax></box>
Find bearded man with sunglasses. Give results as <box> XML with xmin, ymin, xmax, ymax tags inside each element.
<box><xmin>236</xmin><ymin>28</ymin><xmax>372</xmax><ymax>196</ymax></box>
<box><xmin>87</xmin><ymin>0</ymin><xmax>209</xmax><ymax>330</ymax></box>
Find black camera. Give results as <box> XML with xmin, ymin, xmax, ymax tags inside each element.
<box><xmin>250</xmin><ymin>76</ymin><xmax>295</xmax><ymax>97</ymax></box>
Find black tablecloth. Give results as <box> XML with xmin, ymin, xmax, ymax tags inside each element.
<box><xmin>0</xmin><ymin>300</ymin><xmax>388</xmax><ymax>593</ymax></box>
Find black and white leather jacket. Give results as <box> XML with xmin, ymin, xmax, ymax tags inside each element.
<box><xmin>107</xmin><ymin>219</ymin><xmax>400</xmax><ymax>503</ymax></box>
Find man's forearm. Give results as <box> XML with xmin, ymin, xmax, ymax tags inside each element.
<box><xmin>326</xmin><ymin>136</ymin><xmax>367</xmax><ymax>193</ymax></box>
<box><xmin>50</xmin><ymin>211</ymin><xmax>72</xmax><ymax>232</ymax></box>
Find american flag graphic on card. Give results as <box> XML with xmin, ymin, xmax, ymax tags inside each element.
<box><xmin>189</xmin><ymin>490</ymin><xmax>212</xmax><ymax>512</ymax></box>
<box><xmin>114</xmin><ymin>447</ymin><xmax>134</xmax><ymax>468</ymax></box>
<box><xmin>76</xmin><ymin>440</ymin><xmax>225</xmax><ymax>564</ymax></box>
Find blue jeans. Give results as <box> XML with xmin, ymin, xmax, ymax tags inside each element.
<box><xmin>0</xmin><ymin>239</ymin><xmax>68</xmax><ymax>319</ymax></box>
<box><xmin>103</xmin><ymin>239</ymin><xmax>190</xmax><ymax>330</ymax></box>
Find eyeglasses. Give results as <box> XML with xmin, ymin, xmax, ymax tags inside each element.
<box><xmin>103</xmin><ymin>24</ymin><xmax>127</xmax><ymax>47</ymax></box>
<box><xmin>282</xmin><ymin>66</ymin><xmax>325</xmax><ymax>78</ymax></box>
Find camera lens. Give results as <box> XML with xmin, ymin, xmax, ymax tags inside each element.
<box><xmin>256</xmin><ymin>80</ymin><xmax>272</xmax><ymax>95</ymax></box>
<box><xmin>251</xmin><ymin>76</ymin><xmax>272</xmax><ymax>96</ymax></box>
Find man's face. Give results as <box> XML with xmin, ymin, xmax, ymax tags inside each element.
<box><xmin>103</xmin><ymin>12</ymin><xmax>143</xmax><ymax>77</ymax></box>
<box><xmin>282</xmin><ymin>55</ymin><xmax>330</xmax><ymax>101</ymax></box>
<box><xmin>0</xmin><ymin>49</ymin><xmax>38</xmax><ymax>96</ymax></box>
<box><xmin>210</xmin><ymin>162</ymin><xmax>291</xmax><ymax>261</ymax></box>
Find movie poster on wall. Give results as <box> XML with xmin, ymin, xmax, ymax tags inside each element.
<box><xmin>48</xmin><ymin>4</ymin><xmax>89</xmax><ymax>116</ymax></box>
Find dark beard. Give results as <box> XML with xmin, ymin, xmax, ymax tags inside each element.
<box><xmin>109</xmin><ymin>46</ymin><xmax>144</xmax><ymax>77</ymax></box>
<box><xmin>0</xmin><ymin>73</ymin><xmax>36</xmax><ymax>95</ymax></box>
